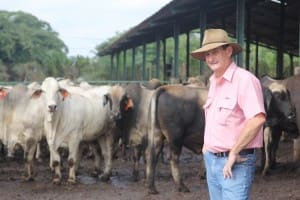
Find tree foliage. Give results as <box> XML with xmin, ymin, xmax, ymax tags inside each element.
<box><xmin>0</xmin><ymin>10</ymin><xmax>68</xmax><ymax>81</ymax></box>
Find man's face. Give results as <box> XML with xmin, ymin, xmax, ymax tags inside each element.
<box><xmin>204</xmin><ymin>45</ymin><xmax>233</xmax><ymax>76</ymax></box>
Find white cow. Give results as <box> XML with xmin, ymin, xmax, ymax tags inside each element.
<box><xmin>0</xmin><ymin>84</ymin><xmax>45</xmax><ymax>180</ymax></box>
<box><xmin>41</xmin><ymin>77</ymin><xmax>132</xmax><ymax>184</ymax></box>
<box><xmin>79</xmin><ymin>81</ymin><xmax>94</xmax><ymax>89</ymax></box>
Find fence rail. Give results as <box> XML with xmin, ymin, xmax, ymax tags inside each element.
<box><xmin>0</xmin><ymin>80</ymin><xmax>170</xmax><ymax>86</ymax></box>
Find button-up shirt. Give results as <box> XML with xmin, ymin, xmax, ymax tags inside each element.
<box><xmin>203</xmin><ymin>62</ymin><xmax>265</xmax><ymax>153</ymax></box>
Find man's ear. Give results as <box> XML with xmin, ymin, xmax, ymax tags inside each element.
<box><xmin>226</xmin><ymin>45</ymin><xmax>233</xmax><ymax>56</ymax></box>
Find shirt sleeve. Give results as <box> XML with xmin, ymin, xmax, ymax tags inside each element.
<box><xmin>238</xmin><ymin>73</ymin><xmax>266</xmax><ymax>119</ymax></box>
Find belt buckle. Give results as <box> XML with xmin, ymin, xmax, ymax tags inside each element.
<box><xmin>215</xmin><ymin>152</ymin><xmax>228</xmax><ymax>157</ymax></box>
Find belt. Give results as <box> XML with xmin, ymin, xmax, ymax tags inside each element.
<box><xmin>213</xmin><ymin>148</ymin><xmax>255</xmax><ymax>157</ymax></box>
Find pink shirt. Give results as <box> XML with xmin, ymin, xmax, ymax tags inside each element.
<box><xmin>203</xmin><ymin>62</ymin><xmax>265</xmax><ymax>152</ymax></box>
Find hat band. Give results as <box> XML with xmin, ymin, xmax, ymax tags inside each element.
<box><xmin>202</xmin><ymin>41</ymin><xmax>228</xmax><ymax>46</ymax></box>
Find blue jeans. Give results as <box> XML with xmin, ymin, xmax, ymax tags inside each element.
<box><xmin>203</xmin><ymin>151</ymin><xmax>257</xmax><ymax>200</ymax></box>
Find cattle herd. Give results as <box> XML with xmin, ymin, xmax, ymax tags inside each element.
<box><xmin>0</xmin><ymin>74</ymin><xmax>299</xmax><ymax>195</ymax></box>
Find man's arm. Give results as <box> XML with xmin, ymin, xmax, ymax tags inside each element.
<box><xmin>223</xmin><ymin>113</ymin><xmax>266</xmax><ymax>178</ymax></box>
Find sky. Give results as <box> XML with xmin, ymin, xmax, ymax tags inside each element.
<box><xmin>1</xmin><ymin>0</ymin><xmax>172</xmax><ymax>57</ymax></box>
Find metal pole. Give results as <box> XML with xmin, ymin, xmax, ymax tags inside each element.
<box><xmin>245</xmin><ymin>6</ymin><xmax>251</xmax><ymax>71</ymax></box>
<box><xmin>110</xmin><ymin>54</ymin><xmax>114</xmax><ymax>80</ymax></box>
<box><xmin>290</xmin><ymin>54</ymin><xmax>294</xmax><ymax>76</ymax></box>
<box><xmin>173</xmin><ymin>23</ymin><xmax>179</xmax><ymax>78</ymax></box>
<box><xmin>236</xmin><ymin>0</ymin><xmax>245</xmax><ymax>67</ymax></box>
<box><xmin>163</xmin><ymin>39</ymin><xmax>166</xmax><ymax>81</ymax></box>
<box><xmin>156</xmin><ymin>32</ymin><xmax>161</xmax><ymax>78</ymax></box>
<box><xmin>123</xmin><ymin>50</ymin><xmax>127</xmax><ymax>80</ymax></box>
<box><xmin>116</xmin><ymin>52</ymin><xmax>120</xmax><ymax>81</ymax></box>
<box><xmin>199</xmin><ymin>6</ymin><xmax>207</xmax><ymax>75</ymax></box>
<box><xmin>255</xmin><ymin>36</ymin><xmax>259</xmax><ymax>76</ymax></box>
<box><xmin>142</xmin><ymin>42</ymin><xmax>146</xmax><ymax>80</ymax></box>
<box><xmin>132</xmin><ymin>47</ymin><xmax>136</xmax><ymax>80</ymax></box>
<box><xmin>276</xmin><ymin>0</ymin><xmax>285</xmax><ymax>78</ymax></box>
<box><xmin>186</xmin><ymin>31</ymin><xmax>190</xmax><ymax>78</ymax></box>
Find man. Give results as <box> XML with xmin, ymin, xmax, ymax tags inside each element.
<box><xmin>191</xmin><ymin>28</ymin><xmax>266</xmax><ymax>200</ymax></box>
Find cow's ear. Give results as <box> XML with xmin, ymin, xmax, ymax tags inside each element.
<box><xmin>103</xmin><ymin>94</ymin><xmax>112</xmax><ymax>110</ymax></box>
<box><xmin>0</xmin><ymin>88</ymin><xmax>8</xmax><ymax>100</ymax></box>
<box><xmin>59</xmin><ymin>88</ymin><xmax>69</xmax><ymax>101</ymax></box>
<box><xmin>31</xmin><ymin>89</ymin><xmax>43</xmax><ymax>99</ymax></box>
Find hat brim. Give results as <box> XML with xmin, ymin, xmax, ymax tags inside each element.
<box><xmin>191</xmin><ymin>42</ymin><xmax>242</xmax><ymax>61</ymax></box>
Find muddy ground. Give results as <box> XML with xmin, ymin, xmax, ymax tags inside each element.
<box><xmin>0</xmin><ymin>138</ymin><xmax>299</xmax><ymax>200</ymax></box>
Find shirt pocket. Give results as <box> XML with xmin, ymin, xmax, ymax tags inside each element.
<box><xmin>216</xmin><ymin>98</ymin><xmax>237</xmax><ymax>125</ymax></box>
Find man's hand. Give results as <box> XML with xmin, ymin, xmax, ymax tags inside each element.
<box><xmin>223</xmin><ymin>152</ymin><xmax>247</xmax><ymax>179</ymax></box>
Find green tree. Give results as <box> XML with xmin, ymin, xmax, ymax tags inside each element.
<box><xmin>0</xmin><ymin>10</ymin><xmax>68</xmax><ymax>81</ymax></box>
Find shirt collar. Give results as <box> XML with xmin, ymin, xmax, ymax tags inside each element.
<box><xmin>209</xmin><ymin>62</ymin><xmax>237</xmax><ymax>84</ymax></box>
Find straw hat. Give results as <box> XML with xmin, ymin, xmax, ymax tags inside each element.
<box><xmin>191</xmin><ymin>28</ymin><xmax>242</xmax><ymax>61</ymax></box>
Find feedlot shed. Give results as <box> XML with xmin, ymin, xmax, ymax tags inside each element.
<box><xmin>98</xmin><ymin>0</ymin><xmax>300</xmax><ymax>81</ymax></box>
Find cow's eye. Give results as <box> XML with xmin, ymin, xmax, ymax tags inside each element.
<box><xmin>273</xmin><ymin>92</ymin><xmax>285</xmax><ymax>100</ymax></box>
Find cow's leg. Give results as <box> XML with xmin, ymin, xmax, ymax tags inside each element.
<box><xmin>262</xmin><ymin>127</ymin><xmax>271</xmax><ymax>176</ymax></box>
<box><xmin>88</xmin><ymin>142</ymin><xmax>103</xmax><ymax>177</ymax></box>
<box><xmin>132</xmin><ymin>145</ymin><xmax>143</xmax><ymax>182</ymax></box>
<box><xmin>67</xmin><ymin>139</ymin><xmax>81</xmax><ymax>184</ymax></box>
<box><xmin>35</xmin><ymin>141</ymin><xmax>42</xmax><ymax>162</ymax></box>
<box><xmin>169</xmin><ymin>149</ymin><xmax>190</xmax><ymax>193</ymax></box>
<box><xmin>98</xmin><ymin>136</ymin><xmax>113</xmax><ymax>182</ymax></box>
<box><xmin>75</xmin><ymin>142</ymin><xmax>85</xmax><ymax>172</ymax></box>
<box><xmin>293</xmin><ymin>137</ymin><xmax>300</xmax><ymax>162</ymax></box>
<box><xmin>48</xmin><ymin>145</ymin><xmax>62</xmax><ymax>184</ymax></box>
<box><xmin>35</xmin><ymin>134</ymin><xmax>44</xmax><ymax>163</ymax></box>
<box><xmin>270</xmin><ymin>129</ymin><xmax>282</xmax><ymax>169</ymax></box>
<box><xmin>24</xmin><ymin>138</ymin><xmax>37</xmax><ymax>181</ymax></box>
<box><xmin>146</xmin><ymin>131</ymin><xmax>164</xmax><ymax>194</ymax></box>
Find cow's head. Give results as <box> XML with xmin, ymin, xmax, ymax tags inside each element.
<box><xmin>265</xmin><ymin>82</ymin><xmax>298</xmax><ymax>137</ymax></box>
<box><xmin>103</xmin><ymin>85</ymin><xmax>133</xmax><ymax>122</ymax></box>
<box><xmin>41</xmin><ymin>77</ymin><xmax>69</xmax><ymax>121</ymax></box>
<box><xmin>269</xmin><ymin>82</ymin><xmax>296</xmax><ymax>120</ymax></box>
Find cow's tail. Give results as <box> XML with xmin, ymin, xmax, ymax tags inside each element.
<box><xmin>146</xmin><ymin>86</ymin><xmax>165</xmax><ymax>193</ymax></box>
<box><xmin>148</xmin><ymin>87</ymin><xmax>165</xmax><ymax>156</ymax></box>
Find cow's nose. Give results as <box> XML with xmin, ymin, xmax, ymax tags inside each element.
<box><xmin>48</xmin><ymin>105</ymin><xmax>57</xmax><ymax>112</ymax></box>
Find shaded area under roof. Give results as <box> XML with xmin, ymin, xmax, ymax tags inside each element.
<box><xmin>98</xmin><ymin>0</ymin><xmax>299</xmax><ymax>57</ymax></box>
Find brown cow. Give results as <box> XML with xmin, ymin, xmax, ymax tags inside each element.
<box><xmin>283</xmin><ymin>74</ymin><xmax>300</xmax><ymax>162</ymax></box>
<box><xmin>118</xmin><ymin>82</ymin><xmax>160</xmax><ymax>181</ymax></box>
<box><xmin>261</xmin><ymin>75</ymin><xmax>300</xmax><ymax>167</ymax></box>
<box><xmin>146</xmin><ymin>84</ymin><xmax>208</xmax><ymax>194</ymax></box>
<box><xmin>260</xmin><ymin>81</ymin><xmax>298</xmax><ymax>176</ymax></box>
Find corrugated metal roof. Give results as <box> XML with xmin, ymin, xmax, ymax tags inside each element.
<box><xmin>98</xmin><ymin>0</ymin><xmax>299</xmax><ymax>57</ymax></box>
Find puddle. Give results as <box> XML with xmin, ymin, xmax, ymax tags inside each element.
<box><xmin>77</xmin><ymin>174</ymin><xmax>132</xmax><ymax>189</ymax></box>
<box><xmin>110</xmin><ymin>175</ymin><xmax>130</xmax><ymax>189</ymax></box>
<box><xmin>77</xmin><ymin>175</ymin><xmax>97</xmax><ymax>185</ymax></box>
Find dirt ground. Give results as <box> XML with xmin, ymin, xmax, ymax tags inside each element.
<box><xmin>0</xmin><ymin>138</ymin><xmax>299</xmax><ymax>200</ymax></box>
